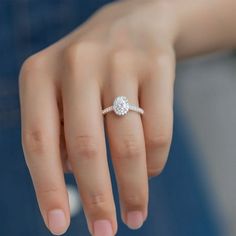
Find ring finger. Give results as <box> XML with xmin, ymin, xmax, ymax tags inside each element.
<box><xmin>103</xmin><ymin>52</ymin><xmax>148</xmax><ymax>230</ymax></box>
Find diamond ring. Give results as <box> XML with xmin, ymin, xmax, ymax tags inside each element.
<box><xmin>102</xmin><ymin>96</ymin><xmax>144</xmax><ymax>116</ymax></box>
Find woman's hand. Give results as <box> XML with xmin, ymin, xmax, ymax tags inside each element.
<box><xmin>20</xmin><ymin>0</ymin><xmax>236</xmax><ymax>235</ymax></box>
<box><xmin>19</xmin><ymin>1</ymin><xmax>178</xmax><ymax>235</ymax></box>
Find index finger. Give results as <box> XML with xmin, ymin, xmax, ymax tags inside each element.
<box><xmin>19</xmin><ymin>58</ymin><xmax>70</xmax><ymax>235</ymax></box>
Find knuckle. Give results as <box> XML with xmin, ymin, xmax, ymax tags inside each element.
<box><xmin>22</xmin><ymin>129</ymin><xmax>50</xmax><ymax>155</ymax></box>
<box><xmin>146</xmin><ymin>134</ymin><xmax>171</xmax><ymax>150</ymax></box>
<box><xmin>87</xmin><ymin>192</ymin><xmax>106</xmax><ymax>209</ymax></box>
<box><xmin>20</xmin><ymin>53</ymin><xmax>45</xmax><ymax>80</ymax></box>
<box><xmin>123</xmin><ymin>192</ymin><xmax>147</xmax><ymax>210</ymax></box>
<box><xmin>111</xmin><ymin>50</ymin><xmax>134</xmax><ymax>67</ymax></box>
<box><xmin>151</xmin><ymin>50</ymin><xmax>174</xmax><ymax>70</ymax></box>
<box><xmin>114</xmin><ymin>135</ymin><xmax>145</xmax><ymax>160</ymax></box>
<box><xmin>63</xmin><ymin>42</ymin><xmax>100</xmax><ymax>66</ymax></box>
<box><xmin>63</xmin><ymin>44</ymin><xmax>80</xmax><ymax>65</ymax></box>
<box><xmin>62</xmin><ymin>42</ymin><xmax>102</xmax><ymax>81</ymax></box>
<box><xmin>69</xmin><ymin>135</ymin><xmax>100</xmax><ymax>160</ymax></box>
<box><xmin>37</xmin><ymin>185</ymin><xmax>61</xmax><ymax>196</ymax></box>
<box><xmin>85</xmin><ymin>191</ymin><xmax>114</xmax><ymax>216</ymax></box>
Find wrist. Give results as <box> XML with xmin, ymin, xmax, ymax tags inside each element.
<box><xmin>174</xmin><ymin>1</ymin><xmax>236</xmax><ymax>59</ymax></box>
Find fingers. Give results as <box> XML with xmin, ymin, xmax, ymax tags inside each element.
<box><xmin>61</xmin><ymin>47</ymin><xmax>117</xmax><ymax>236</ymax></box>
<box><xmin>140</xmin><ymin>53</ymin><xmax>175</xmax><ymax>178</ymax></box>
<box><xmin>19</xmin><ymin>57</ymin><xmax>70</xmax><ymax>235</ymax></box>
<box><xmin>103</xmin><ymin>51</ymin><xmax>148</xmax><ymax>230</ymax></box>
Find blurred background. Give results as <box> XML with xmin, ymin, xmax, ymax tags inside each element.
<box><xmin>0</xmin><ymin>1</ymin><xmax>235</xmax><ymax>236</ymax></box>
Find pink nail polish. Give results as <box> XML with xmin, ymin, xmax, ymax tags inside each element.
<box><xmin>127</xmin><ymin>211</ymin><xmax>144</xmax><ymax>229</ymax></box>
<box><xmin>48</xmin><ymin>209</ymin><xmax>67</xmax><ymax>235</ymax></box>
<box><xmin>93</xmin><ymin>219</ymin><xmax>113</xmax><ymax>236</ymax></box>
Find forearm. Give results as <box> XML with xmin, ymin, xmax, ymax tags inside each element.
<box><xmin>175</xmin><ymin>0</ymin><xmax>236</xmax><ymax>59</ymax></box>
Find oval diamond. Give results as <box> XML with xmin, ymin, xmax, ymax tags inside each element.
<box><xmin>113</xmin><ymin>96</ymin><xmax>129</xmax><ymax>116</ymax></box>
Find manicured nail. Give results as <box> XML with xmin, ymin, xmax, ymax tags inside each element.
<box><xmin>126</xmin><ymin>211</ymin><xmax>144</xmax><ymax>229</ymax></box>
<box><xmin>48</xmin><ymin>209</ymin><xmax>67</xmax><ymax>235</ymax></box>
<box><xmin>93</xmin><ymin>220</ymin><xmax>113</xmax><ymax>236</ymax></box>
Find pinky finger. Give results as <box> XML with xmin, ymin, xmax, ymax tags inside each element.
<box><xmin>140</xmin><ymin>53</ymin><xmax>175</xmax><ymax>178</ymax></box>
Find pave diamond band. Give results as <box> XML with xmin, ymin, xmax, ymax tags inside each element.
<box><xmin>102</xmin><ymin>96</ymin><xmax>144</xmax><ymax>116</ymax></box>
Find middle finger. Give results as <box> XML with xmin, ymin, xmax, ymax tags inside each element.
<box><xmin>61</xmin><ymin>47</ymin><xmax>117</xmax><ymax>236</ymax></box>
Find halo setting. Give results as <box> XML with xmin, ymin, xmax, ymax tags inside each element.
<box><xmin>113</xmin><ymin>96</ymin><xmax>129</xmax><ymax>116</ymax></box>
<box><xmin>102</xmin><ymin>95</ymin><xmax>144</xmax><ymax>116</ymax></box>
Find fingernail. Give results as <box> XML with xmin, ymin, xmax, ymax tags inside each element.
<box><xmin>93</xmin><ymin>219</ymin><xmax>113</xmax><ymax>236</ymax></box>
<box><xmin>48</xmin><ymin>209</ymin><xmax>67</xmax><ymax>235</ymax></box>
<box><xmin>126</xmin><ymin>211</ymin><xmax>144</xmax><ymax>229</ymax></box>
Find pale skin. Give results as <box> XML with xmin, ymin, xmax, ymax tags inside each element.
<box><xmin>19</xmin><ymin>0</ymin><xmax>236</xmax><ymax>235</ymax></box>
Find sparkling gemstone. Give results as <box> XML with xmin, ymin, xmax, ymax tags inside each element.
<box><xmin>113</xmin><ymin>96</ymin><xmax>129</xmax><ymax>116</ymax></box>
